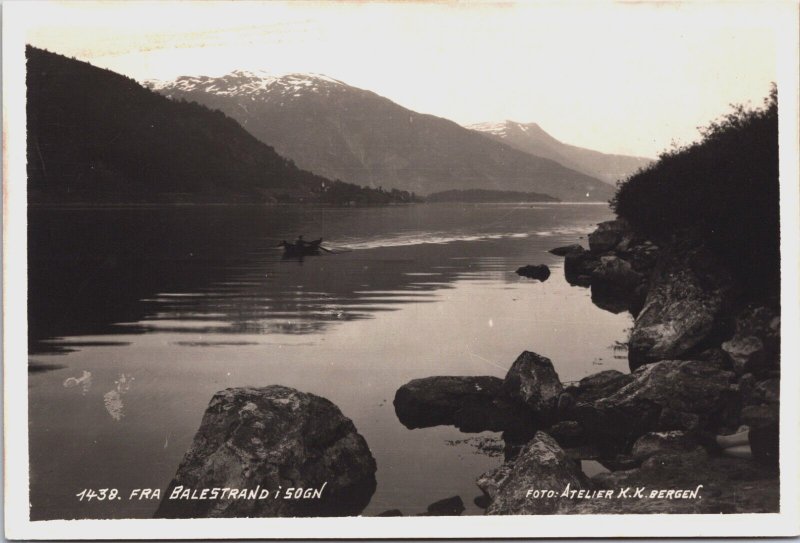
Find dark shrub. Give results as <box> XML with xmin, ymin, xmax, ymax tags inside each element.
<box><xmin>611</xmin><ymin>86</ymin><xmax>778</xmax><ymax>297</ymax></box>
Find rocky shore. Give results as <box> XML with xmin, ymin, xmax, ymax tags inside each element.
<box><xmin>155</xmin><ymin>221</ymin><xmax>780</xmax><ymax>518</ymax></box>
<box><xmin>394</xmin><ymin>218</ymin><xmax>780</xmax><ymax>515</ymax></box>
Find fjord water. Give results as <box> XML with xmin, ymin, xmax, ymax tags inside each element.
<box><xmin>28</xmin><ymin>203</ymin><xmax>630</xmax><ymax>519</ymax></box>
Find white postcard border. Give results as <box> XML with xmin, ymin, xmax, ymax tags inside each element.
<box><xmin>3</xmin><ymin>1</ymin><xmax>799</xmax><ymax>539</ymax></box>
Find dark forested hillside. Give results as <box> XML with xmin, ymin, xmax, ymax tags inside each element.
<box><xmin>26</xmin><ymin>47</ymin><xmax>413</xmax><ymax>204</ymax></box>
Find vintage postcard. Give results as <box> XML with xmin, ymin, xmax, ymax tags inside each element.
<box><xmin>3</xmin><ymin>0</ymin><xmax>799</xmax><ymax>539</ymax></box>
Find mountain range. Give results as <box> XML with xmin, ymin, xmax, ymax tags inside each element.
<box><xmin>148</xmin><ymin>71</ymin><xmax>614</xmax><ymax>202</ymax></box>
<box><xmin>26</xmin><ymin>47</ymin><xmax>413</xmax><ymax>204</ymax></box>
<box><xmin>467</xmin><ymin>121</ymin><xmax>653</xmax><ymax>184</ymax></box>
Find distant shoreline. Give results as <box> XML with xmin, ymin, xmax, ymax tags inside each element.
<box><xmin>28</xmin><ymin>201</ymin><xmax>610</xmax><ymax>209</ymax></box>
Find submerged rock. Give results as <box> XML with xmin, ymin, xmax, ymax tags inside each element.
<box><xmin>549</xmin><ymin>244</ymin><xmax>584</xmax><ymax>256</ymax></box>
<box><xmin>377</xmin><ymin>509</ymin><xmax>403</xmax><ymax>517</ymax></box>
<box><xmin>155</xmin><ymin>385</ymin><xmax>376</xmax><ymax>518</ymax></box>
<box><xmin>516</xmin><ymin>264</ymin><xmax>551</xmax><ymax>281</ymax></box>
<box><xmin>424</xmin><ymin>496</ymin><xmax>465</xmax><ymax>516</ymax></box>
<box><xmin>575</xmin><ymin>359</ymin><xmax>737</xmax><ymax>448</ymax></box>
<box><xmin>628</xmin><ymin>245</ymin><xmax>735</xmax><ymax>371</ymax></box>
<box><xmin>501</xmin><ymin>351</ymin><xmax>563</xmax><ymax>420</ymax></box>
<box><xmin>393</xmin><ymin>376</ymin><xmax>530</xmax><ymax>433</ymax></box>
<box><xmin>477</xmin><ymin>432</ymin><xmax>589</xmax><ymax>515</ymax></box>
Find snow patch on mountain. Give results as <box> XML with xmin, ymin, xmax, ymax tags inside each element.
<box><xmin>467</xmin><ymin>120</ymin><xmax>546</xmax><ymax>138</ymax></box>
<box><xmin>467</xmin><ymin>121</ymin><xmax>510</xmax><ymax>136</ymax></box>
<box><xmin>146</xmin><ymin>70</ymin><xmax>349</xmax><ymax>101</ymax></box>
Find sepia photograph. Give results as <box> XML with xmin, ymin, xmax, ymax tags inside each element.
<box><xmin>3</xmin><ymin>0</ymin><xmax>799</xmax><ymax>539</ymax></box>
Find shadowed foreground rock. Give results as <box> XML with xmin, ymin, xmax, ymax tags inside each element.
<box><xmin>477</xmin><ymin>428</ymin><xmax>778</xmax><ymax>515</ymax></box>
<box><xmin>564</xmin><ymin>451</ymin><xmax>779</xmax><ymax>514</ymax></box>
<box><xmin>155</xmin><ymin>386</ymin><xmax>376</xmax><ymax>518</ymax></box>
<box><xmin>476</xmin><ymin>432</ymin><xmax>589</xmax><ymax>515</ymax></box>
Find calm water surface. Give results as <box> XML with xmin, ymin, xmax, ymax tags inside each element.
<box><xmin>28</xmin><ymin>203</ymin><xmax>630</xmax><ymax>519</ymax></box>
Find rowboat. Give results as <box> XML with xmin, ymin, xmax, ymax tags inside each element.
<box><xmin>280</xmin><ymin>238</ymin><xmax>324</xmax><ymax>256</ymax></box>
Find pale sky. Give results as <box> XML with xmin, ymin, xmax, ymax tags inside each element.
<box><xmin>26</xmin><ymin>1</ymin><xmax>781</xmax><ymax>158</ymax></box>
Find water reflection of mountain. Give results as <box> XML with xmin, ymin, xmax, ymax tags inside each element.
<box><xmin>30</xmin><ymin>205</ymin><xmax>566</xmax><ymax>353</ymax></box>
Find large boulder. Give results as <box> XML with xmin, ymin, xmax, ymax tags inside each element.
<box><xmin>628</xmin><ymin>244</ymin><xmax>735</xmax><ymax>371</ymax></box>
<box><xmin>155</xmin><ymin>386</ymin><xmax>376</xmax><ymax>518</ymax></box>
<box><xmin>477</xmin><ymin>432</ymin><xmax>589</xmax><ymax>515</ymax></box>
<box><xmin>501</xmin><ymin>351</ymin><xmax>563</xmax><ymax>419</ymax></box>
<box><xmin>393</xmin><ymin>376</ymin><xmax>529</xmax><ymax>433</ymax></box>
<box><xmin>575</xmin><ymin>359</ymin><xmax>737</xmax><ymax>449</ymax></box>
<box><xmin>588</xmin><ymin>219</ymin><xmax>631</xmax><ymax>254</ymax></box>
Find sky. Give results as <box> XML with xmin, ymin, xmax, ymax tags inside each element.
<box><xmin>25</xmin><ymin>1</ymin><xmax>781</xmax><ymax>158</ymax></box>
